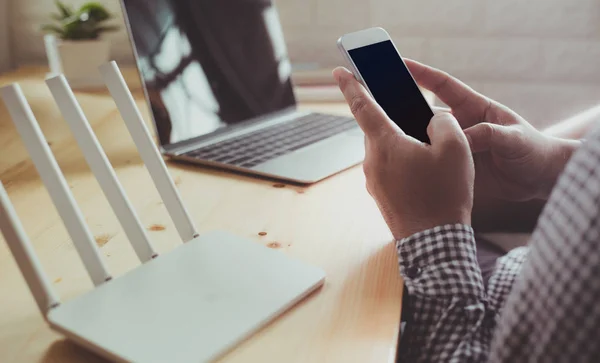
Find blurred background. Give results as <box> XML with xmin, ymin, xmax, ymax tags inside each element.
<box><xmin>1</xmin><ymin>0</ymin><xmax>600</xmax><ymax>128</ymax></box>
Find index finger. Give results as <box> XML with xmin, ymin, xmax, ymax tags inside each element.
<box><xmin>405</xmin><ymin>59</ymin><xmax>489</xmax><ymax>126</ymax></box>
<box><xmin>333</xmin><ymin>67</ymin><xmax>399</xmax><ymax>139</ymax></box>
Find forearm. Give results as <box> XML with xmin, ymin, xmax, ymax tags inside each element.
<box><xmin>543</xmin><ymin>105</ymin><xmax>600</xmax><ymax>140</ymax></box>
<box><xmin>472</xmin><ymin>138</ymin><xmax>580</xmax><ymax>233</ymax></box>
<box><xmin>471</xmin><ymin>196</ymin><xmax>545</xmax><ymax>233</ymax></box>
<box><xmin>539</xmin><ymin>137</ymin><xmax>582</xmax><ymax>199</ymax></box>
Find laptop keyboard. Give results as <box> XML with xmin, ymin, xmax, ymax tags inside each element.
<box><xmin>183</xmin><ymin>113</ymin><xmax>357</xmax><ymax>168</ymax></box>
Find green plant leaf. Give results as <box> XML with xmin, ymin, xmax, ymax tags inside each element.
<box><xmin>46</xmin><ymin>2</ymin><xmax>117</xmax><ymax>41</ymax></box>
<box><xmin>63</xmin><ymin>20</ymin><xmax>89</xmax><ymax>40</ymax></box>
<box><xmin>55</xmin><ymin>1</ymin><xmax>74</xmax><ymax>19</ymax></box>
<box><xmin>79</xmin><ymin>2</ymin><xmax>112</xmax><ymax>22</ymax></box>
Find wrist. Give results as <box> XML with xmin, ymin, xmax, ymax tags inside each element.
<box><xmin>392</xmin><ymin>210</ymin><xmax>472</xmax><ymax>240</ymax></box>
<box><xmin>539</xmin><ymin>137</ymin><xmax>581</xmax><ymax>199</ymax></box>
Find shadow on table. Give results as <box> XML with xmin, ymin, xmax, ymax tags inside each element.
<box><xmin>42</xmin><ymin>339</ymin><xmax>110</xmax><ymax>363</ymax></box>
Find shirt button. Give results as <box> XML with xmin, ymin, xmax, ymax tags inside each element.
<box><xmin>406</xmin><ymin>266</ymin><xmax>422</xmax><ymax>279</ymax></box>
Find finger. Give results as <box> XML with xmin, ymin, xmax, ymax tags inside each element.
<box><xmin>463</xmin><ymin>123</ymin><xmax>522</xmax><ymax>155</ymax></box>
<box><xmin>462</xmin><ymin>123</ymin><xmax>498</xmax><ymax>153</ymax></box>
<box><xmin>426</xmin><ymin>112</ymin><xmax>469</xmax><ymax>152</ymax></box>
<box><xmin>333</xmin><ymin>67</ymin><xmax>398</xmax><ymax>138</ymax></box>
<box><xmin>405</xmin><ymin>59</ymin><xmax>489</xmax><ymax>120</ymax></box>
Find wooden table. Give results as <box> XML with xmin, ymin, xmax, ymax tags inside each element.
<box><xmin>0</xmin><ymin>67</ymin><xmax>407</xmax><ymax>363</ymax></box>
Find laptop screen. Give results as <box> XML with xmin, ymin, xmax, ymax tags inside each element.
<box><xmin>121</xmin><ymin>0</ymin><xmax>296</xmax><ymax>147</ymax></box>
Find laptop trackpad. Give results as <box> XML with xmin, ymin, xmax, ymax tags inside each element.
<box><xmin>252</xmin><ymin>130</ymin><xmax>365</xmax><ymax>183</ymax></box>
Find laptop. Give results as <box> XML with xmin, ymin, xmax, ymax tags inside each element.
<box><xmin>120</xmin><ymin>0</ymin><xmax>364</xmax><ymax>184</ymax></box>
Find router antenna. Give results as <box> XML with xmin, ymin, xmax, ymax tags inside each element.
<box><xmin>99</xmin><ymin>61</ymin><xmax>199</xmax><ymax>242</ymax></box>
<box><xmin>1</xmin><ymin>84</ymin><xmax>111</xmax><ymax>286</ymax></box>
<box><xmin>0</xmin><ymin>182</ymin><xmax>61</xmax><ymax>316</ymax></box>
<box><xmin>46</xmin><ymin>75</ymin><xmax>158</xmax><ymax>262</ymax></box>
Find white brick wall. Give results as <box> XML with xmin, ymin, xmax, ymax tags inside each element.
<box><xmin>484</xmin><ymin>0</ymin><xmax>600</xmax><ymax>37</ymax></box>
<box><xmin>274</xmin><ymin>0</ymin><xmax>600</xmax><ymax>127</ymax></box>
<box><xmin>9</xmin><ymin>0</ymin><xmax>600</xmax><ymax>127</ymax></box>
<box><xmin>372</xmin><ymin>0</ymin><xmax>484</xmax><ymax>36</ymax></box>
<box><xmin>541</xmin><ymin>41</ymin><xmax>600</xmax><ymax>82</ymax></box>
<box><xmin>425</xmin><ymin>38</ymin><xmax>543</xmax><ymax>81</ymax></box>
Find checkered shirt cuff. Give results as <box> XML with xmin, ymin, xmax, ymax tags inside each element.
<box><xmin>396</xmin><ymin>224</ymin><xmax>484</xmax><ymax>301</ymax></box>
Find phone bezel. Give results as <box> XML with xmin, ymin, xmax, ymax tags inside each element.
<box><xmin>337</xmin><ymin>27</ymin><xmax>390</xmax><ymax>51</ymax></box>
<box><xmin>336</xmin><ymin>27</ymin><xmax>435</xmax><ymax>143</ymax></box>
<box><xmin>337</xmin><ymin>27</ymin><xmax>425</xmax><ymax>101</ymax></box>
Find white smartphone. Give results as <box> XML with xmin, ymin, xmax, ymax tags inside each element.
<box><xmin>337</xmin><ymin>27</ymin><xmax>434</xmax><ymax>143</ymax></box>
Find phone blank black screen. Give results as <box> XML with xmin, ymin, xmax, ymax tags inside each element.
<box><xmin>348</xmin><ymin>40</ymin><xmax>432</xmax><ymax>143</ymax></box>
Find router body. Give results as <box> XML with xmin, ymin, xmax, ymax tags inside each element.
<box><xmin>48</xmin><ymin>230</ymin><xmax>323</xmax><ymax>363</ymax></box>
<box><xmin>0</xmin><ymin>62</ymin><xmax>325</xmax><ymax>363</ymax></box>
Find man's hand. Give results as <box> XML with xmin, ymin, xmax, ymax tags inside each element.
<box><xmin>406</xmin><ymin>60</ymin><xmax>581</xmax><ymax>201</ymax></box>
<box><xmin>333</xmin><ymin>67</ymin><xmax>475</xmax><ymax>240</ymax></box>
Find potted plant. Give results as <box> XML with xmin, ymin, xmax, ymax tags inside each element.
<box><xmin>41</xmin><ymin>1</ymin><xmax>118</xmax><ymax>87</ymax></box>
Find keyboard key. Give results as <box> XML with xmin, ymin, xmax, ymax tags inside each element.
<box><xmin>185</xmin><ymin>113</ymin><xmax>357</xmax><ymax>166</ymax></box>
<box><xmin>228</xmin><ymin>155</ymin><xmax>253</xmax><ymax>165</ymax></box>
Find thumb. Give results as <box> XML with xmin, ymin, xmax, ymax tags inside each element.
<box><xmin>463</xmin><ymin>122</ymin><xmax>509</xmax><ymax>153</ymax></box>
<box><xmin>426</xmin><ymin>112</ymin><xmax>469</xmax><ymax>151</ymax></box>
<box><xmin>333</xmin><ymin>67</ymin><xmax>397</xmax><ymax>139</ymax></box>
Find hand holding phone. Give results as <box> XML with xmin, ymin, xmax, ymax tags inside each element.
<box><xmin>332</xmin><ymin>66</ymin><xmax>474</xmax><ymax>238</ymax></box>
<box><xmin>337</xmin><ymin>27</ymin><xmax>433</xmax><ymax>143</ymax></box>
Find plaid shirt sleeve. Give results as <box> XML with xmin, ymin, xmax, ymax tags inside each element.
<box><xmin>396</xmin><ymin>224</ymin><xmax>496</xmax><ymax>363</ymax></box>
<box><xmin>488</xmin><ymin>125</ymin><xmax>600</xmax><ymax>362</ymax></box>
<box><xmin>396</xmin><ymin>122</ymin><xmax>600</xmax><ymax>363</ymax></box>
<box><xmin>397</xmin><ymin>224</ymin><xmax>528</xmax><ymax>362</ymax></box>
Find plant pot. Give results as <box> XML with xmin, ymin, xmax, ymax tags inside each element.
<box><xmin>56</xmin><ymin>38</ymin><xmax>111</xmax><ymax>89</ymax></box>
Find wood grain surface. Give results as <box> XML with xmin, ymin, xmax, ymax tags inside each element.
<box><xmin>0</xmin><ymin>67</ymin><xmax>408</xmax><ymax>363</ymax></box>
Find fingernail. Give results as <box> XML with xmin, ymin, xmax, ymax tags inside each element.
<box><xmin>431</xmin><ymin>112</ymin><xmax>456</xmax><ymax>123</ymax></box>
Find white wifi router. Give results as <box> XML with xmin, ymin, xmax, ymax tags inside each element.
<box><xmin>0</xmin><ymin>62</ymin><xmax>325</xmax><ymax>363</ymax></box>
